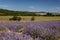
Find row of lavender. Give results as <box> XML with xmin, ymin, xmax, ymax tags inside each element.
<box><xmin>0</xmin><ymin>20</ymin><xmax>60</xmax><ymax>40</ymax></box>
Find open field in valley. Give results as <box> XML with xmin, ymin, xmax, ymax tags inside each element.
<box><xmin>0</xmin><ymin>16</ymin><xmax>60</xmax><ymax>22</ymax></box>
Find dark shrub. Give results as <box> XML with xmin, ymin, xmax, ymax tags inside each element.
<box><xmin>46</xmin><ymin>13</ymin><xmax>52</xmax><ymax>16</ymax></box>
<box><xmin>17</xmin><ymin>17</ymin><xmax>21</xmax><ymax>21</ymax></box>
<box><xmin>12</xmin><ymin>16</ymin><xmax>18</xmax><ymax>20</ymax></box>
<box><xmin>9</xmin><ymin>18</ymin><xmax>13</xmax><ymax>20</ymax></box>
<box><xmin>31</xmin><ymin>16</ymin><xmax>35</xmax><ymax>21</ymax></box>
<box><xmin>9</xmin><ymin>16</ymin><xmax>21</xmax><ymax>21</ymax></box>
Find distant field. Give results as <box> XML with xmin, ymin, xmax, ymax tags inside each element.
<box><xmin>0</xmin><ymin>16</ymin><xmax>60</xmax><ymax>22</ymax></box>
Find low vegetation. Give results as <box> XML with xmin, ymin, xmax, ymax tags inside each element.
<box><xmin>0</xmin><ymin>9</ymin><xmax>60</xmax><ymax>16</ymax></box>
<box><xmin>0</xmin><ymin>28</ymin><xmax>5</xmax><ymax>31</ymax></box>
<box><xmin>0</xmin><ymin>9</ymin><xmax>36</xmax><ymax>16</ymax></box>
<box><xmin>16</xmin><ymin>26</ymin><xmax>23</xmax><ymax>32</ymax></box>
<box><xmin>31</xmin><ymin>16</ymin><xmax>35</xmax><ymax>21</ymax></box>
<box><xmin>9</xmin><ymin>16</ymin><xmax>21</xmax><ymax>21</ymax></box>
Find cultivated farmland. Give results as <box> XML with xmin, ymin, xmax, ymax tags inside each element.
<box><xmin>0</xmin><ymin>16</ymin><xmax>60</xmax><ymax>22</ymax></box>
<box><xmin>0</xmin><ymin>20</ymin><xmax>60</xmax><ymax>40</ymax></box>
<box><xmin>0</xmin><ymin>16</ymin><xmax>60</xmax><ymax>40</ymax></box>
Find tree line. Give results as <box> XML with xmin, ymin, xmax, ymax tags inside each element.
<box><xmin>0</xmin><ymin>9</ymin><xmax>60</xmax><ymax>16</ymax></box>
<box><xmin>0</xmin><ymin>9</ymin><xmax>36</xmax><ymax>16</ymax></box>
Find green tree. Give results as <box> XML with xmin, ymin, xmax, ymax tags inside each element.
<box><xmin>46</xmin><ymin>13</ymin><xmax>52</xmax><ymax>16</ymax></box>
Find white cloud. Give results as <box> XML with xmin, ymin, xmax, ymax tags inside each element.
<box><xmin>55</xmin><ymin>7</ymin><xmax>60</xmax><ymax>10</ymax></box>
<box><xmin>47</xmin><ymin>7</ymin><xmax>60</xmax><ymax>13</ymax></box>
<box><xmin>28</xmin><ymin>9</ymin><xmax>36</xmax><ymax>12</ymax></box>
<box><xmin>29</xmin><ymin>6</ymin><xmax>35</xmax><ymax>9</ymax></box>
<box><xmin>28</xmin><ymin>6</ymin><xmax>38</xmax><ymax>12</ymax></box>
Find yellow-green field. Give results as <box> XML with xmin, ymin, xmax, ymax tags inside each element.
<box><xmin>0</xmin><ymin>16</ymin><xmax>60</xmax><ymax>22</ymax></box>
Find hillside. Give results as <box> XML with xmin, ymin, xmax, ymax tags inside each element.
<box><xmin>0</xmin><ymin>9</ymin><xmax>36</xmax><ymax>16</ymax></box>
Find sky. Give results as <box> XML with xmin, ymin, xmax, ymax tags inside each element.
<box><xmin>0</xmin><ymin>0</ymin><xmax>60</xmax><ymax>13</ymax></box>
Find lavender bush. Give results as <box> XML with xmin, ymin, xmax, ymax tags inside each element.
<box><xmin>0</xmin><ymin>20</ymin><xmax>60</xmax><ymax>40</ymax></box>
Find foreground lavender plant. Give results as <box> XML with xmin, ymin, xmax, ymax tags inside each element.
<box><xmin>0</xmin><ymin>20</ymin><xmax>60</xmax><ymax>40</ymax></box>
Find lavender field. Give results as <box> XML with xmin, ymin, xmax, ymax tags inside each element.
<box><xmin>0</xmin><ymin>20</ymin><xmax>60</xmax><ymax>40</ymax></box>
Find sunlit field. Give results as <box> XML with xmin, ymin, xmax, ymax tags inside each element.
<box><xmin>0</xmin><ymin>16</ymin><xmax>60</xmax><ymax>22</ymax></box>
<box><xmin>0</xmin><ymin>16</ymin><xmax>60</xmax><ymax>40</ymax></box>
<box><xmin>0</xmin><ymin>0</ymin><xmax>60</xmax><ymax>40</ymax></box>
